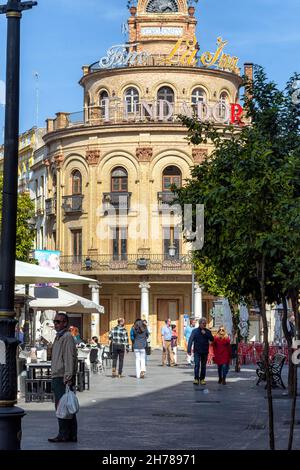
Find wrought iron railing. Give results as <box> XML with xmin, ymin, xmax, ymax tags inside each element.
<box><xmin>102</xmin><ymin>192</ymin><xmax>132</xmax><ymax>213</ymax></box>
<box><xmin>45</xmin><ymin>197</ymin><xmax>56</xmax><ymax>216</ymax></box>
<box><xmin>62</xmin><ymin>195</ymin><xmax>84</xmax><ymax>214</ymax></box>
<box><xmin>59</xmin><ymin>254</ymin><xmax>192</xmax><ymax>273</ymax></box>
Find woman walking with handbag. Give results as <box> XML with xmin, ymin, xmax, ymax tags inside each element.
<box><xmin>132</xmin><ymin>319</ymin><xmax>149</xmax><ymax>379</ymax></box>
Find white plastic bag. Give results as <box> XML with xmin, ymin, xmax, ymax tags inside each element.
<box><xmin>66</xmin><ymin>386</ymin><xmax>80</xmax><ymax>415</ymax></box>
<box><xmin>56</xmin><ymin>385</ymin><xmax>79</xmax><ymax>419</ymax></box>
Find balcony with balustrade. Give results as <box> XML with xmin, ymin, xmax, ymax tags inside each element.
<box><xmin>62</xmin><ymin>195</ymin><xmax>84</xmax><ymax>215</ymax></box>
<box><xmin>45</xmin><ymin>198</ymin><xmax>57</xmax><ymax>217</ymax></box>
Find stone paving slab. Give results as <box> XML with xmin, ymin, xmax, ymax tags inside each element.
<box><xmin>20</xmin><ymin>351</ymin><xmax>300</xmax><ymax>450</ymax></box>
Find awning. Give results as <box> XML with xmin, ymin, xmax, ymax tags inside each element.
<box><xmin>15</xmin><ymin>260</ymin><xmax>98</xmax><ymax>285</ymax></box>
<box><xmin>15</xmin><ymin>285</ymin><xmax>104</xmax><ymax>314</ymax></box>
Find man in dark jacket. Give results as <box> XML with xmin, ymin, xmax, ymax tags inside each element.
<box><xmin>187</xmin><ymin>318</ymin><xmax>214</xmax><ymax>385</ymax></box>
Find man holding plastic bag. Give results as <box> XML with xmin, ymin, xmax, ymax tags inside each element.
<box><xmin>48</xmin><ymin>313</ymin><xmax>79</xmax><ymax>443</ymax></box>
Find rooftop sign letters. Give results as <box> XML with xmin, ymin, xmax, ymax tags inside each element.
<box><xmin>97</xmin><ymin>36</ymin><xmax>240</xmax><ymax>75</ymax></box>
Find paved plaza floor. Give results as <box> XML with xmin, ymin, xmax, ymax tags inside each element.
<box><xmin>20</xmin><ymin>351</ymin><xmax>300</xmax><ymax>450</ymax></box>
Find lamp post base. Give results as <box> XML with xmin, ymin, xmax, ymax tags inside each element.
<box><xmin>0</xmin><ymin>407</ymin><xmax>25</xmax><ymax>450</ymax></box>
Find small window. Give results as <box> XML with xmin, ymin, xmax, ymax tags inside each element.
<box><xmin>124</xmin><ymin>87</ymin><xmax>139</xmax><ymax>113</ymax></box>
<box><xmin>99</xmin><ymin>90</ymin><xmax>109</xmax><ymax>118</ymax></box>
<box><xmin>163</xmin><ymin>166</ymin><xmax>181</xmax><ymax>191</ymax></box>
<box><xmin>71</xmin><ymin>170</ymin><xmax>82</xmax><ymax>195</ymax></box>
<box><xmin>218</xmin><ymin>92</ymin><xmax>230</xmax><ymax>119</ymax></box>
<box><xmin>191</xmin><ymin>87</ymin><xmax>206</xmax><ymax>105</ymax></box>
<box><xmin>157</xmin><ymin>86</ymin><xmax>174</xmax><ymax>103</ymax></box>
<box><xmin>111</xmin><ymin>167</ymin><xmax>128</xmax><ymax>192</ymax></box>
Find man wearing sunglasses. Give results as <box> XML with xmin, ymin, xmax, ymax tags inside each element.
<box><xmin>187</xmin><ymin>317</ymin><xmax>214</xmax><ymax>385</ymax></box>
<box><xmin>48</xmin><ymin>313</ymin><xmax>78</xmax><ymax>443</ymax></box>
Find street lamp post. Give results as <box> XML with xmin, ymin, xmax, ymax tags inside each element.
<box><xmin>0</xmin><ymin>0</ymin><xmax>37</xmax><ymax>450</ymax></box>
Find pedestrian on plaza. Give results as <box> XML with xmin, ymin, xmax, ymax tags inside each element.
<box><xmin>130</xmin><ymin>322</ymin><xmax>135</xmax><ymax>352</ymax></box>
<box><xmin>161</xmin><ymin>318</ymin><xmax>175</xmax><ymax>367</ymax></box>
<box><xmin>69</xmin><ymin>326</ymin><xmax>82</xmax><ymax>345</ymax></box>
<box><xmin>132</xmin><ymin>318</ymin><xmax>149</xmax><ymax>378</ymax></box>
<box><xmin>184</xmin><ymin>318</ymin><xmax>196</xmax><ymax>364</ymax></box>
<box><xmin>187</xmin><ymin>317</ymin><xmax>214</xmax><ymax>385</ymax></box>
<box><xmin>89</xmin><ymin>336</ymin><xmax>101</xmax><ymax>372</ymax></box>
<box><xmin>212</xmin><ymin>326</ymin><xmax>231</xmax><ymax>385</ymax></box>
<box><xmin>109</xmin><ymin>318</ymin><xmax>129</xmax><ymax>378</ymax></box>
<box><xmin>171</xmin><ymin>324</ymin><xmax>178</xmax><ymax>366</ymax></box>
<box><xmin>48</xmin><ymin>313</ymin><xmax>78</xmax><ymax>443</ymax></box>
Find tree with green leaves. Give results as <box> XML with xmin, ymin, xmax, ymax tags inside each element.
<box><xmin>176</xmin><ymin>65</ymin><xmax>300</xmax><ymax>450</ymax></box>
<box><xmin>0</xmin><ymin>175</ymin><xmax>35</xmax><ymax>261</ymax></box>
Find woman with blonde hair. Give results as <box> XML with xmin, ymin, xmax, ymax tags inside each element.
<box><xmin>212</xmin><ymin>326</ymin><xmax>231</xmax><ymax>385</ymax></box>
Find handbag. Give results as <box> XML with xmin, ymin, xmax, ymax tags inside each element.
<box><xmin>145</xmin><ymin>344</ymin><xmax>151</xmax><ymax>356</ymax></box>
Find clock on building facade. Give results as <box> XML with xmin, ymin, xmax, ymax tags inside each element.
<box><xmin>146</xmin><ymin>0</ymin><xmax>178</xmax><ymax>13</ymax></box>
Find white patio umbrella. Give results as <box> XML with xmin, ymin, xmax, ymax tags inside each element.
<box><xmin>239</xmin><ymin>303</ymin><xmax>249</xmax><ymax>339</ymax></box>
<box><xmin>15</xmin><ymin>285</ymin><xmax>104</xmax><ymax>314</ymax></box>
<box><xmin>222</xmin><ymin>298</ymin><xmax>233</xmax><ymax>339</ymax></box>
<box><xmin>15</xmin><ymin>260</ymin><xmax>98</xmax><ymax>285</ymax></box>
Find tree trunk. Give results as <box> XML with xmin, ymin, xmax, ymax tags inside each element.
<box><xmin>287</xmin><ymin>288</ymin><xmax>299</xmax><ymax>450</ymax></box>
<box><xmin>282</xmin><ymin>297</ymin><xmax>294</xmax><ymax>396</ymax></box>
<box><xmin>258</xmin><ymin>257</ymin><xmax>275</xmax><ymax>450</ymax></box>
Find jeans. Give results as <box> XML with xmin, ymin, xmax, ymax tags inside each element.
<box><xmin>52</xmin><ymin>377</ymin><xmax>77</xmax><ymax>440</ymax></box>
<box><xmin>134</xmin><ymin>349</ymin><xmax>146</xmax><ymax>378</ymax></box>
<box><xmin>112</xmin><ymin>343</ymin><xmax>125</xmax><ymax>374</ymax></box>
<box><xmin>194</xmin><ymin>352</ymin><xmax>208</xmax><ymax>380</ymax></box>
<box><xmin>218</xmin><ymin>364</ymin><xmax>229</xmax><ymax>379</ymax></box>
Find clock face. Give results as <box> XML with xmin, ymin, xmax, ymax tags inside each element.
<box><xmin>146</xmin><ymin>0</ymin><xmax>178</xmax><ymax>13</ymax></box>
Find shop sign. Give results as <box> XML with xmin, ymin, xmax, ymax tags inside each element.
<box><xmin>97</xmin><ymin>36</ymin><xmax>240</xmax><ymax>74</ymax></box>
<box><xmin>99</xmin><ymin>98</ymin><xmax>244</xmax><ymax>126</ymax></box>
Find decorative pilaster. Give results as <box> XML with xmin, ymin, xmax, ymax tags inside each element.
<box><xmin>86</xmin><ymin>149</ymin><xmax>101</xmax><ymax>166</ymax></box>
<box><xmin>194</xmin><ymin>282</ymin><xmax>203</xmax><ymax>319</ymax></box>
<box><xmin>89</xmin><ymin>283</ymin><xmax>102</xmax><ymax>338</ymax></box>
<box><xmin>192</xmin><ymin>148</ymin><xmax>208</xmax><ymax>164</ymax></box>
<box><xmin>139</xmin><ymin>282</ymin><xmax>150</xmax><ymax>323</ymax></box>
<box><xmin>136</xmin><ymin>147</ymin><xmax>153</xmax><ymax>162</ymax></box>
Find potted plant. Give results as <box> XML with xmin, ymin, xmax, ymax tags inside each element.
<box><xmin>187</xmin><ymin>0</ymin><xmax>198</xmax><ymax>16</ymax></box>
<box><xmin>127</xmin><ymin>0</ymin><xmax>137</xmax><ymax>16</ymax></box>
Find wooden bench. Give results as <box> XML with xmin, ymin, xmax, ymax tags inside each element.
<box><xmin>256</xmin><ymin>353</ymin><xmax>286</xmax><ymax>389</ymax></box>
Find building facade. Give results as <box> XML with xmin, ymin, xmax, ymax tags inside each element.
<box><xmin>37</xmin><ymin>0</ymin><xmax>258</xmax><ymax>345</ymax></box>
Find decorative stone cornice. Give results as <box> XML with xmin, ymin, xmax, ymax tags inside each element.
<box><xmin>54</xmin><ymin>153</ymin><xmax>64</xmax><ymax>169</ymax></box>
<box><xmin>192</xmin><ymin>148</ymin><xmax>208</xmax><ymax>164</ymax></box>
<box><xmin>136</xmin><ymin>147</ymin><xmax>153</xmax><ymax>162</ymax></box>
<box><xmin>86</xmin><ymin>149</ymin><xmax>101</xmax><ymax>166</ymax></box>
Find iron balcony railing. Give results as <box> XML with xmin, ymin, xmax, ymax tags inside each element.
<box><xmin>45</xmin><ymin>197</ymin><xmax>56</xmax><ymax>216</ymax></box>
<box><xmin>102</xmin><ymin>192</ymin><xmax>132</xmax><ymax>213</ymax></box>
<box><xmin>35</xmin><ymin>196</ymin><xmax>44</xmax><ymax>215</ymax></box>
<box><xmin>59</xmin><ymin>254</ymin><xmax>192</xmax><ymax>274</ymax></box>
<box><xmin>62</xmin><ymin>195</ymin><xmax>84</xmax><ymax>214</ymax></box>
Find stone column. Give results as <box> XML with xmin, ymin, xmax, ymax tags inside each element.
<box><xmin>139</xmin><ymin>282</ymin><xmax>150</xmax><ymax>323</ymax></box>
<box><xmin>89</xmin><ymin>283</ymin><xmax>102</xmax><ymax>338</ymax></box>
<box><xmin>194</xmin><ymin>282</ymin><xmax>202</xmax><ymax>320</ymax></box>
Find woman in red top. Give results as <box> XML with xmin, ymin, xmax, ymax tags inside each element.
<box><xmin>213</xmin><ymin>326</ymin><xmax>231</xmax><ymax>385</ymax></box>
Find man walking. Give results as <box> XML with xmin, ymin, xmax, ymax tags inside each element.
<box><xmin>161</xmin><ymin>318</ymin><xmax>175</xmax><ymax>367</ymax></box>
<box><xmin>184</xmin><ymin>318</ymin><xmax>196</xmax><ymax>364</ymax></box>
<box><xmin>48</xmin><ymin>313</ymin><xmax>78</xmax><ymax>443</ymax></box>
<box><xmin>109</xmin><ymin>318</ymin><xmax>129</xmax><ymax>377</ymax></box>
<box><xmin>188</xmin><ymin>317</ymin><xmax>214</xmax><ymax>385</ymax></box>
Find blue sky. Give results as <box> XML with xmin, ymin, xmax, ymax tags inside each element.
<box><xmin>0</xmin><ymin>0</ymin><xmax>299</xmax><ymax>137</ymax></box>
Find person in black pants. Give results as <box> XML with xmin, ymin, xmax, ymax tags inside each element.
<box><xmin>187</xmin><ymin>318</ymin><xmax>214</xmax><ymax>385</ymax></box>
<box><xmin>109</xmin><ymin>318</ymin><xmax>129</xmax><ymax>378</ymax></box>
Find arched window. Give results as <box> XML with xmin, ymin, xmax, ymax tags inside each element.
<box><xmin>71</xmin><ymin>170</ymin><xmax>82</xmax><ymax>195</ymax></box>
<box><xmin>124</xmin><ymin>87</ymin><xmax>139</xmax><ymax>113</ymax></box>
<box><xmin>191</xmin><ymin>87</ymin><xmax>206</xmax><ymax>105</ymax></box>
<box><xmin>218</xmin><ymin>91</ymin><xmax>230</xmax><ymax>119</ymax></box>
<box><xmin>99</xmin><ymin>90</ymin><xmax>109</xmax><ymax>118</ymax></box>
<box><xmin>111</xmin><ymin>167</ymin><xmax>128</xmax><ymax>192</ymax></box>
<box><xmin>162</xmin><ymin>165</ymin><xmax>181</xmax><ymax>191</ymax></box>
<box><xmin>157</xmin><ymin>86</ymin><xmax>174</xmax><ymax>103</ymax></box>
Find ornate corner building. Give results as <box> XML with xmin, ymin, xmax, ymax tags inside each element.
<box><xmin>38</xmin><ymin>0</ymin><xmax>258</xmax><ymax>346</ymax></box>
